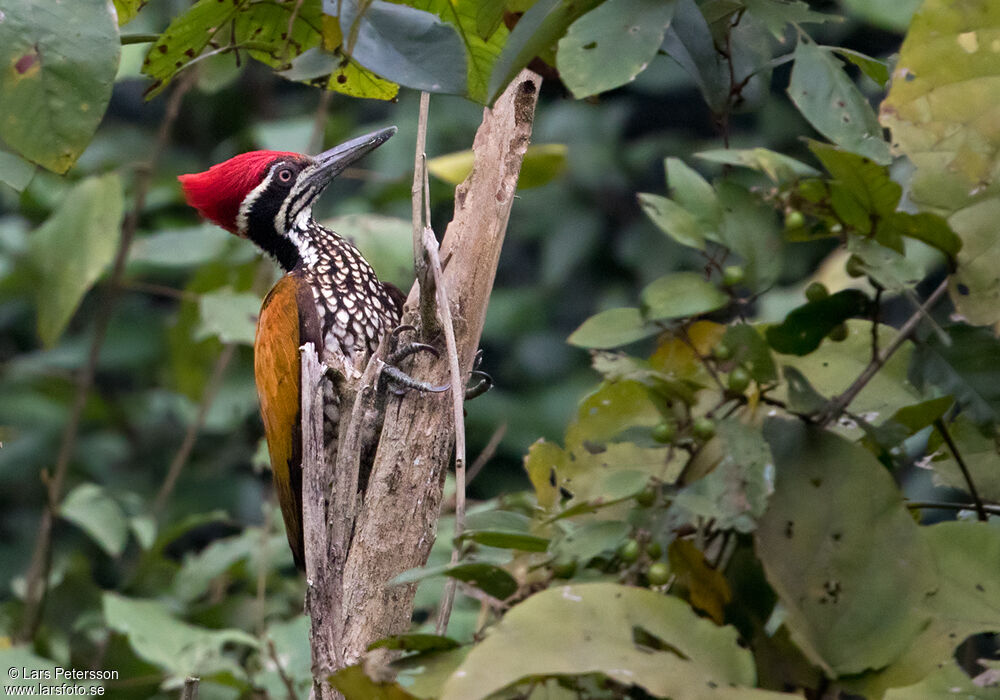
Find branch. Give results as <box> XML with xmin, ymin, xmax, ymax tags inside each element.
<box><xmin>411</xmin><ymin>92</ymin><xmax>437</xmax><ymax>334</ymax></box>
<box><xmin>17</xmin><ymin>72</ymin><xmax>195</xmax><ymax>643</ymax></box>
<box><xmin>338</xmin><ymin>70</ymin><xmax>540</xmax><ymax>664</ymax></box>
<box><xmin>180</xmin><ymin>677</ymin><xmax>200</xmax><ymax>700</ymax></box>
<box><xmin>817</xmin><ymin>278</ymin><xmax>949</xmax><ymax>427</ymax></box>
<box><xmin>906</xmin><ymin>500</ymin><xmax>1000</xmax><ymax>517</ymax></box>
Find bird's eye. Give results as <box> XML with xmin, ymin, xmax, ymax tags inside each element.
<box><xmin>277</xmin><ymin>168</ymin><xmax>294</xmax><ymax>183</ymax></box>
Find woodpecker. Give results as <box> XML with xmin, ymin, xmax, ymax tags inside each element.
<box><xmin>178</xmin><ymin>127</ymin><xmax>407</xmax><ymax>569</ymax></box>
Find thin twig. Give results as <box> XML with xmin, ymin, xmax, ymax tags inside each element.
<box><xmin>468</xmin><ymin>423</ymin><xmax>507</xmax><ymax>484</ymax></box>
<box><xmin>411</xmin><ymin>92</ymin><xmax>438</xmax><ymax>334</ymax></box>
<box><xmin>121</xmin><ymin>280</ymin><xmax>198</xmax><ymax>302</ymax></box>
<box><xmin>425</xmin><ymin>225</ymin><xmax>467</xmax><ymax>636</ymax></box>
<box><xmin>153</xmin><ymin>343</ymin><xmax>237</xmax><ymax>514</ymax></box>
<box><xmin>267</xmin><ymin>639</ymin><xmax>300</xmax><ymax>700</ymax></box>
<box><xmin>906</xmin><ymin>500</ymin><xmax>1000</xmax><ymax>517</ymax></box>
<box><xmin>818</xmin><ymin>278</ymin><xmax>949</xmax><ymax>427</ymax></box>
<box><xmin>933</xmin><ymin>419</ymin><xmax>989</xmax><ymax>522</ymax></box>
<box><xmin>17</xmin><ymin>72</ymin><xmax>195</xmax><ymax>644</ymax></box>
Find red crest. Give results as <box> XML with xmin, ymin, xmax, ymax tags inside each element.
<box><xmin>178</xmin><ymin>151</ymin><xmax>303</xmax><ymax>234</ymax></box>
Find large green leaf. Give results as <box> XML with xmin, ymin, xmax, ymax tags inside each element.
<box><xmin>0</xmin><ymin>0</ymin><xmax>120</xmax><ymax>173</ymax></box>
<box><xmin>924</xmin><ymin>417</ymin><xmax>1000</xmax><ymax>503</ymax></box>
<box><xmin>661</xmin><ymin>0</ymin><xmax>729</xmax><ymax>114</ymax></box>
<box><xmin>557</xmin><ymin>0</ymin><xmax>675</xmax><ymax>98</ymax></box>
<box><xmin>196</xmin><ymin>288</ymin><xmax>261</xmax><ymax>345</ymax></box>
<box><xmin>29</xmin><ymin>174</ymin><xmax>124</xmax><ymax>346</ymax></box>
<box><xmin>788</xmin><ymin>40</ymin><xmax>890</xmax><ymax>164</ymax></box>
<box><xmin>438</xmin><ymin>583</ymin><xmax>791</xmax><ymax>700</ymax></box>
<box><xmin>841</xmin><ymin>0</ymin><xmax>918</xmax><ymax>32</ymax></box>
<box><xmin>758</xmin><ymin>419</ymin><xmax>937</xmax><ymax>675</ymax></box>
<box><xmin>487</xmin><ymin>0</ymin><xmax>605</xmax><ymax>104</ymax></box>
<box><xmin>339</xmin><ymin>0</ymin><xmax>468</xmax><ymax>95</ymax></box>
<box><xmin>60</xmin><ymin>483</ymin><xmax>129</xmax><ymax>558</ymax></box>
<box><xmin>0</xmin><ymin>150</ymin><xmax>36</xmax><ymax>192</ymax></box>
<box><xmin>880</xmin><ymin>0</ymin><xmax>1000</xmax><ymax>323</ymax></box>
<box><xmin>839</xmin><ymin>521</ymin><xmax>1000</xmax><ymax>697</ymax></box>
<box><xmin>640</xmin><ymin>272</ymin><xmax>729</xmax><ymax>322</ymax></box>
<box><xmin>103</xmin><ymin>592</ymin><xmax>258</xmax><ymax>678</ymax></box>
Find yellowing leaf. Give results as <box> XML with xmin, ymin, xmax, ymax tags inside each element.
<box><xmin>668</xmin><ymin>539</ymin><xmax>732</xmax><ymax>623</ymax></box>
<box><xmin>428</xmin><ymin>144</ymin><xmax>568</xmax><ymax>189</ymax></box>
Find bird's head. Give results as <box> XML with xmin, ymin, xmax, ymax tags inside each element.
<box><xmin>178</xmin><ymin>126</ymin><xmax>396</xmax><ymax>270</ymax></box>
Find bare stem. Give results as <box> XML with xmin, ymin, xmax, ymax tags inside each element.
<box><xmin>411</xmin><ymin>92</ymin><xmax>438</xmax><ymax>334</ymax></box>
<box><xmin>17</xmin><ymin>73</ymin><xmax>194</xmax><ymax>643</ymax></box>
<box><xmin>933</xmin><ymin>419</ymin><xmax>989</xmax><ymax>522</ymax></box>
<box><xmin>180</xmin><ymin>677</ymin><xmax>200</xmax><ymax>700</ymax></box>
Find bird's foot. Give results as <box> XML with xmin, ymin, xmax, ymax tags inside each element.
<box><xmin>382</xmin><ymin>325</ymin><xmax>449</xmax><ymax>396</ymax></box>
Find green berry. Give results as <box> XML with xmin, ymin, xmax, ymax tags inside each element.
<box><xmin>846</xmin><ymin>254</ymin><xmax>867</xmax><ymax>278</ymax></box>
<box><xmin>692</xmin><ymin>417</ymin><xmax>716</xmax><ymax>441</ymax></box>
<box><xmin>711</xmin><ymin>342</ymin><xmax>732</xmax><ymax>362</ymax></box>
<box><xmin>651</xmin><ymin>421</ymin><xmax>677</xmax><ymax>444</ymax></box>
<box><xmin>619</xmin><ymin>539</ymin><xmax>641</xmax><ymax>563</ymax></box>
<box><xmin>722</xmin><ymin>265</ymin><xmax>745</xmax><ymax>287</ymax></box>
<box><xmin>646</xmin><ymin>541</ymin><xmax>663</xmax><ymax>559</ymax></box>
<box><xmin>727</xmin><ymin>367</ymin><xmax>751</xmax><ymax>394</ymax></box>
<box><xmin>828</xmin><ymin>323</ymin><xmax>849</xmax><ymax>342</ymax></box>
<box><xmin>784</xmin><ymin>210</ymin><xmax>805</xmax><ymax>229</ymax></box>
<box><xmin>647</xmin><ymin>562</ymin><xmax>671</xmax><ymax>586</ymax></box>
<box><xmin>805</xmin><ymin>281</ymin><xmax>829</xmax><ymax>303</ymax></box>
<box><xmin>636</xmin><ymin>487</ymin><xmax>656</xmax><ymax>507</ymax></box>
<box><xmin>551</xmin><ymin>557</ymin><xmax>577</xmax><ymax>579</ymax></box>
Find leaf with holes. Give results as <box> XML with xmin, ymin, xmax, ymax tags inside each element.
<box><xmin>281</xmin><ymin>48</ymin><xmax>399</xmax><ymax>101</ymax></box>
<box><xmin>557</xmin><ymin>0</ymin><xmax>675</xmax><ymax>98</ymax></box>
<box><xmin>758</xmin><ymin>419</ymin><xmax>937</xmax><ymax>675</ymax></box>
<box><xmin>0</xmin><ymin>0</ymin><xmax>120</xmax><ymax>173</ymax></box>
<box><xmin>789</xmin><ymin>40</ymin><xmax>890</xmax><ymax>164</ymax></box>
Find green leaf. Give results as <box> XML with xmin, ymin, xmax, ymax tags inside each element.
<box><xmin>715</xmin><ymin>181</ymin><xmax>784</xmax><ymax>291</ymax></box>
<box><xmin>808</xmin><ymin>141</ymin><xmax>899</xmax><ymax>231</ymax></box>
<box><xmin>637</xmin><ymin>193</ymin><xmax>705</xmax><ymax>250</ymax></box>
<box><xmin>427</xmin><ymin>144</ymin><xmax>568</xmax><ymax>189</ymax></box>
<box><xmin>369</xmin><ymin>634</ymin><xmax>460</xmax><ymax>653</ymax></box>
<box><xmin>661</xmin><ymin>0</ymin><xmax>729</xmax><ymax>114</ymax></box>
<box><xmin>129</xmin><ymin>225</ymin><xmax>231</xmax><ymax>268</ymax></box>
<box><xmin>776</xmin><ymin>320</ymin><xmax>920</xmax><ymax>420</ymax></box>
<box><xmin>113</xmin><ymin>0</ymin><xmax>148</xmax><ymax>26</ymax></box>
<box><xmin>830</xmin><ymin>47</ymin><xmax>890</xmax><ymax>88</ymax></box>
<box><xmin>0</xmin><ymin>150</ymin><xmax>35</xmax><ymax>192</ymax></box>
<box><xmin>743</xmin><ymin>0</ymin><xmax>836</xmax><ymax>39</ymax></box>
<box><xmin>487</xmin><ymin>0</ymin><xmax>605</xmax><ymax>104</ymax></box>
<box><xmin>911</xmin><ymin>324</ymin><xmax>1000</xmax><ymax>427</ymax></box>
<box><xmin>339</xmin><ymin>0</ymin><xmax>468</xmax><ymax>95</ymax></box>
<box><xmin>197</xmin><ymin>288</ymin><xmax>261</xmax><ymax>345</ymax></box>
<box><xmin>567</xmin><ymin>307</ymin><xmax>658</xmax><ymax>349</ymax></box>
<box><xmin>696</xmin><ymin>148</ymin><xmax>819</xmax><ymax>183</ymax></box>
<box><xmin>758</xmin><ymin>419</ymin><xmax>937</xmax><ymax>675</ymax></box>
<box><xmin>556</xmin><ymin>0</ymin><xmax>675</xmax><ymax>98</ymax></box>
<box><xmin>666</xmin><ymin>157</ymin><xmax>722</xmax><ymax>228</ymax></box>
<box><xmin>103</xmin><ymin>592</ymin><xmax>258</xmax><ymax>678</ymax></box>
<box><xmin>671</xmin><ymin>418</ymin><xmax>775</xmax><ymax>533</ymax></box>
<box><xmin>781</xmin><ymin>366</ymin><xmax>827</xmax><ymax>414</ymax></box>
<box><xmin>459</xmin><ymin>530</ymin><xmax>550</xmax><ymax>552</ymax></box>
<box><xmin>438</xmin><ymin>583</ymin><xmax>788</xmax><ymax>700</ymax></box>
<box><xmin>60</xmin><ymin>483</ymin><xmax>129</xmax><ymax>557</ymax></box>
<box><xmin>331</xmin><ymin>665</ymin><xmax>419</xmax><ymax>700</ymax></box>
<box><xmin>722</xmin><ymin>324</ymin><xmax>777</xmax><ymax>384</ymax></box>
<box><xmin>392</xmin><ymin>562</ymin><xmax>518</xmax><ymax>600</ymax></box>
<box><xmin>549</xmin><ymin>521</ymin><xmax>630</xmax><ymax>563</ymax></box>
<box><xmin>841</xmin><ymin>0</ymin><xmax>918</xmax><ymax>32</ymax></box>
<box><xmin>788</xmin><ymin>40</ymin><xmax>890</xmax><ymax>164</ymax></box>
<box><xmin>880</xmin><ymin>0</ymin><xmax>1000</xmax><ymax>322</ymax></box>
<box><xmin>845</xmin><ymin>237</ymin><xmax>923</xmax><ymax>293</ymax></box>
<box><xmin>839</xmin><ymin>521</ymin><xmax>1000</xmax><ymax>697</ymax></box>
<box><xmin>765</xmin><ymin>289</ymin><xmax>870</xmax><ymax>356</ymax></box>
<box><xmin>0</xmin><ymin>0</ymin><xmax>120</xmax><ymax>173</ymax></box>
<box><xmin>280</xmin><ymin>47</ymin><xmax>400</xmax><ymax>100</ymax></box>
<box><xmin>640</xmin><ymin>272</ymin><xmax>729</xmax><ymax>322</ymax></box>
<box><xmin>403</xmin><ymin>0</ymin><xmax>509</xmax><ymax>103</ymax></box>
<box><xmin>29</xmin><ymin>174</ymin><xmax>124</xmax><ymax>346</ymax></box>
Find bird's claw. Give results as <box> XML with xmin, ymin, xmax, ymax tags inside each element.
<box><xmin>465</xmin><ymin>369</ymin><xmax>493</xmax><ymax>400</ymax></box>
<box><xmin>381</xmin><ymin>364</ymin><xmax>450</xmax><ymax>396</ymax></box>
<box><xmin>387</xmin><ymin>341</ymin><xmax>440</xmax><ymax>365</ymax></box>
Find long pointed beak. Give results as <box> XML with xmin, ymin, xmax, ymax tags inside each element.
<box><xmin>307</xmin><ymin>126</ymin><xmax>397</xmax><ymax>188</ymax></box>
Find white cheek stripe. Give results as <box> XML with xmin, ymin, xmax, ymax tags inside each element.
<box><xmin>236</xmin><ymin>168</ymin><xmax>276</xmax><ymax>236</ymax></box>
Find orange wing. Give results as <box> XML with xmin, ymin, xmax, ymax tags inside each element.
<box><xmin>255</xmin><ymin>274</ymin><xmax>306</xmax><ymax>569</ymax></box>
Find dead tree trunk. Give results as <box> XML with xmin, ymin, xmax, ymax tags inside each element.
<box><xmin>301</xmin><ymin>71</ymin><xmax>541</xmax><ymax>699</ymax></box>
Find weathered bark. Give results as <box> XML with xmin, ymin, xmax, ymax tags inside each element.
<box><xmin>302</xmin><ymin>70</ymin><xmax>541</xmax><ymax>698</ymax></box>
